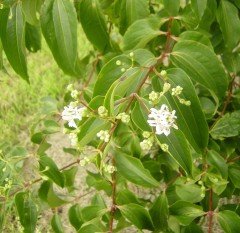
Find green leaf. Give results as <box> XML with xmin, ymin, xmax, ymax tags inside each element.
<box><xmin>79</xmin><ymin>0</ymin><xmax>111</xmax><ymax>52</ymax></box>
<box><xmin>119</xmin><ymin>203</ymin><xmax>154</xmax><ymax>230</ymax></box>
<box><xmin>77</xmin><ymin>224</ymin><xmax>105</xmax><ymax>233</ymax></box>
<box><xmin>175</xmin><ymin>183</ymin><xmax>203</xmax><ymax>203</ymax></box>
<box><xmin>0</xmin><ymin>41</ymin><xmax>3</xmax><ymax>70</ymax></box>
<box><xmin>51</xmin><ymin>214</ymin><xmax>64</xmax><ymax>233</ymax></box>
<box><xmin>25</xmin><ymin>23</ymin><xmax>41</xmax><ymax>53</ymax></box>
<box><xmin>22</xmin><ymin>0</ymin><xmax>39</xmax><ymax>25</ymax></box>
<box><xmin>191</xmin><ymin>0</ymin><xmax>207</xmax><ymax>20</ymax></box>
<box><xmin>63</xmin><ymin>166</ymin><xmax>78</xmax><ymax>191</ymax></box>
<box><xmin>40</xmin><ymin>96</ymin><xmax>58</xmax><ymax>114</ymax></box>
<box><xmin>156</xmin><ymin>128</ymin><xmax>193</xmax><ymax>176</ymax></box>
<box><xmin>178</xmin><ymin>31</ymin><xmax>213</xmax><ymax>48</ymax></box>
<box><xmin>216</xmin><ymin>0</ymin><xmax>240</xmax><ymax>51</ymax></box>
<box><xmin>119</xmin><ymin>0</ymin><xmax>150</xmax><ymax>34</ymax></box>
<box><xmin>68</xmin><ymin>204</ymin><xmax>83</xmax><ymax>231</ymax></box>
<box><xmin>15</xmin><ymin>192</ymin><xmax>38</xmax><ymax>233</ymax></box>
<box><xmin>149</xmin><ymin>192</ymin><xmax>169</xmax><ymax>231</ymax></box>
<box><xmin>115</xmin><ymin>152</ymin><xmax>159</xmax><ymax>188</ymax></box>
<box><xmin>171</xmin><ymin>40</ymin><xmax>228</xmax><ymax>104</ymax></box>
<box><xmin>41</xmin><ymin>0</ymin><xmax>80</xmax><ymax>76</ymax></box>
<box><xmin>0</xmin><ymin>2</ymin><xmax>29</xmax><ymax>82</ymax></box>
<box><xmin>39</xmin><ymin>155</ymin><xmax>65</xmax><ymax>187</ymax></box>
<box><xmin>131</xmin><ymin>101</ymin><xmax>151</xmax><ymax>131</ymax></box>
<box><xmin>169</xmin><ymin>201</ymin><xmax>205</xmax><ymax>225</ymax></box>
<box><xmin>123</xmin><ymin>15</ymin><xmax>166</xmax><ymax>51</ymax></box>
<box><xmin>39</xmin><ymin>181</ymin><xmax>68</xmax><ymax>208</ymax></box>
<box><xmin>43</xmin><ymin>120</ymin><xmax>60</xmax><ymax>134</ymax></box>
<box><xmin>78</xmin><ymin>118</ymin><xmax>110</xmax><ymax>146</ymax></box>
<box><xmin>160</xmin><ymin>68</ymin><xmax>209</xmax><ymax>152</ymax></box>
<box><xmin>93</xmin><ymin>54</ymin><xmax>132</xmax><ymax>97</ymax></box>
<box><xmin>181</xmin><ymin>222</ymin><xmax>204</xmax><ymax>233</ymax></box>
<box><xmin>116</xmin><ymin>189</ymin><xmax>141</xmax><ymax>205</ymax></box>
<box><xmin>210</xmin><ymin>111</ymin><xmax>240</xmax><ymax>140</ymax></box>
<box><xmin>207</xmin><ymin>150</ymin><xmax>228</xmax><ymax>179</ymax></box>
<box><xmin>229</xmin><ymin>166</ymin><xmax>240</xmax><ymax>189</ymax></box>
<box><xmin>217</xmin><ymin>210</ymin><xmax>240</xmax><ymax>233</ymax></box>
<box><xmin>163</xmin><ymin>0</ymin><xmax>180</xmax><ymax>16</ymax></box>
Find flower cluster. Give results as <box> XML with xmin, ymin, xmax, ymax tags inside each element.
<box><xmin>62</xmin><ymin>105</ymin><xmax>87</xmax><ymax>128</ymax></box>
<box><xmin>98</xmin><ymin>106</ymin><xmax>108</xmax><ymax>117</ymax></box>
<box><xmin>116</xmin><ymin>112</ymin><xmax>130</xmax><ymax>123</ymax></box>
<box><xmin>147</xmin><ymin>104</ymin><xmax>178</xmax><ymax>136</ymax></box>
<box><xmin>97</xmin><ymin>130</ymin><xmax>110</xmax><ymax>142</ymax></box>
<box><xmin>104</xmin><ymin>164</ymin><xmax>116</xmax><ymax>174</ymax></box>
<box><xmin>80</xmin><ymin>157</ymin><xmax>90</xmax><ymax>167</ymax></box>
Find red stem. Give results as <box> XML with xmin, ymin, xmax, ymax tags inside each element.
<box><xmin>208</xmin><ymin>189</ymin><xmax>213</xmax><ymax>233</ymax></box>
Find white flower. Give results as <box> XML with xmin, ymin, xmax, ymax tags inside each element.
<box><xmin>104</xmin><ymin>165</ymin><xmax>116</xmax><ymax>174</ymax></box>
<box><xmin>62</xmin><ymin>106</ymin><xmax>86</xmax><ymax>128</ymax></box>
<box><xmin>71</xmin><ymin>90</ymin><xmax>79</xmax><ymax>99</ymax></box>
<box><xmin>147</xmin><ymin>104</ymin><xmax>178</xmax><ymax>136</ymax></box>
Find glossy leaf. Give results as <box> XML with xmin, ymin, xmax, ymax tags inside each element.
<box><xmin>217</xmin><ymin>210</ymin><xmax>240</xmax><ymax>233</ymax></box>
<box><xmin>131</xmin><ymin>101</ymin><xmax>151</xmax><ymax>131</ymax></box>
<box><xmin>51</xmin><ymin>214</ymin><xmax>64</xmax><ymax>233</ymax></box>
<box><xmin>210</xmin><ymin>111</ymin><xmax>240</xmax><ymax>140</ymax></box>
<box><xmin>216</xmin><ymin>0</ymin><xmax>240</xmax><ymax>51</ymax></box>
<box><xmin>207</xmin><ymin>150</ymin><xmax>228</xmax><ymax>179</ymax></box>
<box><xmin>22</xmin><ymin>0</ymin><xmax>39</xmax><ymax>25</ymax></box>
<box><xmin>171</xmin><ymin>40</ymin><xmax>228</xmax><ymax>103</ymax></box>
<box><xmin>77</xmin><ymin>223</ymin><xmax>105</xmax><ymax>233</ymax></box>
<box><xmin>93</xmin><ymin>55</ymin><xmax>132</xmax><ymax>97</ymax></box>
<box><xmin>229</xmin><ymin>166</ymin><xmax>240</xmax><ymax>189</ymax></box>
<box><xmin>39</xmin><ymin>155</ymin><xmax>65</xmax><ymax>187</ymax></box>
<box><xmin>115</xmin><ymin>152</ymin><xmax>159</xmax><ymax>188</ymax></box>
<box><xmin>62</xmin><ymin>166</ymin><xmax>78</xmax><ymax>191</ymax></box>
<box><xmin>79</xmin><ymin>0</ymin><xmax>111</xmax><ymax>52</ymax></box>
<box><xmin>78</xmin><ymin>118</ymin><xmax>110</xmax><ymax>146</ymax></box>
<box><xmin>170</xmin><ymin>201</ymin><xmax>205</xmax><ymax>225</ymax></box>
<box><xmin>149</xmin><ymin>192</ymin><xmax>169</xmax><ymax>231</ymax></box>
<box><xmin>163</xmin><ymin>0</ymin><xmax>180</xmax><ymax>16</ymax></box>
<box><xmin>156</xmin><ymin>128</ymin><xmax>193</xmax><ymax>176</ymax></box>
<box><xmin>41</xmin><ymin>0</ymin><xmax>80</xmax><ymax>76</ymax></box>
<box><xmin>0</xmin><ymin>3</ymin><xmax>29</xmax><ymax>82</ymax></box>
<box><xmin>119</xmin><ymin>203</ymin><xmax>154</xmax><ymax>230</ymax></box>
<box><xmin>158</xmin><ymin>68</ymin><xmax>209</xmax><ymax>152</ymax></box>
<box><xmin>25</xmin><ymin>23</ymin><xmax>41</xmax><ymax>53</ymax></box>
<box><xmin>68</xmin><ymin>204</ymin><xmax>82</xmax><ymax>231</ymax></box>
<box><xmin>38</xmin><ymin>181</ymin><xmax>68</xmax><ymax>208</ymax></box>
<box><xmin>191</xmin><ymin>0</ymin><xmax>207</xmax><ymax>20</ymax></box>
<box><xmin>15</xmin><ymin>192</ymin><xmax>38</xmax><ymax>233</ymax></box>
<box><xmin>123</xmin><ymin>15</ymin><xmax>166</xmax><ymax>50</ymax></box>
<box><xmin>119</xmin><ymin>0</ymin><xmax>150</xmax><ymax>34</ymax></box>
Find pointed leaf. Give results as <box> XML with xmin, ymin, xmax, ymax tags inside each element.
<box><xmin>25</xmin><ymin>23</ymin><xmax>41</xmax><ymax>53</ymax></box>
<box><xmin>156</xmin><ymin>128</ymin><xmax>193</xmax><ymax>176</ymax></box>
<box><xmin>51</xmin><ymin>214</ymin><xmax>64</xmax><ymax>233</ymax></box>
<box><xmin>38</xmin><ymin>181</ymin><xmax>68</xmax><ymax>208</ymax></box>
<box><xmin>119</xmin><ymin>203</ymin><xmax>154</xmax><ymax>230</ymax></box>
<box><xmin>1</xmin><ymin>3</ymin><xmax>29</xmax><ymax>81</ymax></box>
<box><xmin>79</xmin><ymin>0</ymin><xmax>111</xmax><ymax>52</ymax></box>
<box><xmin>229</xmin><ymin>166</ymin><xmax>240</xmax><ymax>189</ymax></box>
<box><xmin>217</xmin><ymin>210</ymin><xmax>240</xmax><ymax>233</ymax></box>
<box><xmin>191</xmin><ymin>0</ymin><xmax>207</xmax><ymax>20</ymax></box>
<box><xmin>93</xmin><ymin>54</ymin><xmax>132</xmax><ymax>97</ymax></box>
<box><xmin>115</xmin><ymin>152</ymin><xmax>159</xmax><ymax>188</ymax></box>
<box><xmin>22</xmin><ymin>0</ymin><xmax>40</xmax><ymax>25</ymax></box>
<box><xmin>163</xmin><ymin>0</ymin><xmax>180</xmax><ymax>16</ymax></box>
<box><xmin>68</xmin><ymin>204</ymin><xmax>83</xmax><ymax>231</ymax></box>
<box><xmin>15</xmin><ymin>192</ymin><xmax>38</xmax><ymax>233</ymax></box>
<box><xmin>123</xmin><ymin>15</ymin><xmax>166</xmax><ymax>51</ymax></box>
<box><xmin>39</xmin><ymin>155</ymin><xmax>65</xmax><ymax>187</ymax></box>
<box><xmin>119</xmin><ymin>0</ymin><xmax>150</xmax><ymax>34</ymax></box>
<box><xmin>41</xmin><ymin>0</ymin><xmax>79</xmax><ymax>76</ymax></box>
<box><xmin>216</xmin><ymin>0</ymin><xmax>240</xmax><ymax>51</ymax></box>
<box><xmin>171</xmin><ymin>40</ymin><xmax>228</xmax><ymax>103</ymax></box>
<box><xmin>170</xmin><ymin>201</ymin><xmax>205</xmax><ymax>225</ymax></box>
<box><xmin>149</xmin><ymin>192</ymin><xmax>169</xmax><ymax>231</ymax></box>
<box><xmin>210</xmin><ymin>111</ymin><xmax>240</xmax><ymax>140</ymax></box>
<box><xmin>156</xmin><ymin>68</ymin><xmax>209</xmax><ymax>152</ymax></box>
